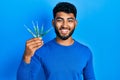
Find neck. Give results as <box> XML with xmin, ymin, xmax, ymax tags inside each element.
<box><xmin>56</xmin><ymin>37</ymin><xmax>74</xmax><ymax>46</ymax></box>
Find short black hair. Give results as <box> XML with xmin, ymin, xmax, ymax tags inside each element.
<box><xmin>53</xmin><ymin>2</ymin><xmax>77</xmax><ymax>18</ymax></box>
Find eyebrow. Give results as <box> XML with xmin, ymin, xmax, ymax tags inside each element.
<box><xmin>67</xmin><ymin>18</ymin><xmax>75</xmax><ymax>20</ymax></box>
<box><xmin>55</xmin><ymin>17</ymin><xmax>75</xmax><ymax>20</ymax></box>
<box><xmin>55</xmin><ymin>17</ymin><xmax>63</xmax><ymax>20</ymax></box>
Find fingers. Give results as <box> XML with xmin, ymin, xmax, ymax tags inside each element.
<box><xmin>23</xmin><ymin>38</ymin><xmax>44</xmax><ymax>63</ymax></box>
<box><xmin>32</xmin><ymin>41</ymin><xmax>44</xmax><ymax>50</ymax></box>
<box><xmin>25</xmin><ymin>38</ymin><xmax>44</xmax><ymax>56</ymax></box>
<box><xmin>30</xmin><ymin>40</ymin><xmax>44</xmax><ymax>50</ymax></box>
<box><xmin>27</xmin><ymin>39</ymin><xmax>43</xmax><ymax>46</ymax></box>
<box><xmin>26</xmin><ymin>38</ymin><xmax>43</xmax><ymax>49</ymax></box>
<box><xmin>27</xmin><ymin>38</ymin><xmax>42</xmax><ymax>43</ymax></box>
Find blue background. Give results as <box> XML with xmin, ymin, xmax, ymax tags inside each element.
<box><xmin>0</xmin><ymin>0</ymin><xmax>120</xmax><ymax>80</ymax></box>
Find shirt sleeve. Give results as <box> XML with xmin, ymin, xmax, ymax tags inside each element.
<box><xmin>83</xmin><ymin>49</ymin><xmax>96</xmax><ymax>80</ymax></box>
<box><xmin>17</xmin><ymin>53</ymin><xmax>46</xmax><ymax>80</ymax></box>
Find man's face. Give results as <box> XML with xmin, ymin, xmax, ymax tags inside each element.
<box><xmin>53</xmin><ymin>12</ymin><xmax>77</xmax><ymax>40</ymax></box>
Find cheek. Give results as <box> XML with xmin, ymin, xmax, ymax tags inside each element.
<box><xmin>55</xmin><ymin>22</ymin><xmax>62</xmax><ymax>29</ymax></box>
<box><xmin>69</xmin><ymin>23</ymin><xmax>76</xmax><ymax>29</ymax></box>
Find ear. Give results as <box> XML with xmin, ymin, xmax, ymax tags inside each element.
<box><xmin>75</xmin><ymin>19</ymin><xmax>77</xmax><ymax>28</ymax></box>
<box><xmin>52</xmin><ymin>19</ymin><xmax>55</xmax><ymax>27</ymax></box>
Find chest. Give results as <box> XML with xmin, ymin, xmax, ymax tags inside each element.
<box><xmin>40</xmin><ymin>49</ymin><xmax>88</xmax><ymax>75</ymax></box>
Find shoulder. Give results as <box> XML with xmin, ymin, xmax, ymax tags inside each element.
<box><xmin>44</xmin><ymin>39</ymin><xmax>55</xmax><ymax>46</ymax></box>
<box><xmin>74</xmin><ymin>40</ymin><xmax>92</xmax><ymax>57</ymax></box>
<box><xmin>74</xmin><ymin>40</ymin><xmax>90</xmax><ymax>50</ymax></box>
<box><xmin>34</xmin><ymin>39</ymin><xmax>55</xmax><ymax>56</ymax></box>
<box><xmin>38</xmin><ymin>38</ymin><xmax>55</xmax><ymax>49</ymax></box>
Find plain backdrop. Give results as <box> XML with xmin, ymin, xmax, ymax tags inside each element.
<box><xmin>0</xmin><ymin>0</ymin><xmax>120</xmax><ymax>80</ymax></box>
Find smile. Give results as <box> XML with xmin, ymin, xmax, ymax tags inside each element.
<box><xmin>60</xmin><ymin>29</ymin><xmax>69</xmax><ymax>34</ymax></box>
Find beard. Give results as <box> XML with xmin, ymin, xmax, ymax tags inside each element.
<box><xmin>54</xmin><ymin>26</ymin><xmax>75</xmax><ymax>40</ymax></box>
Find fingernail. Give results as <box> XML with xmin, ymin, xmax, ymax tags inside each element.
<box><xmin>39</xmin><ymin>37</ymin><xmax>42</xmax><ymax>40</ymax></box>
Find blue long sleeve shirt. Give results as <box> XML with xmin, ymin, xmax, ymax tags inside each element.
<box><xmin>17</xmin><ymin>38</ymin><xmax>95</xmax><ymax>80</ymax></box>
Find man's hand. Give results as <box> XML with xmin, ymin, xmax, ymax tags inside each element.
<box><xmin>23</xmin><ymin>38</ymin><xmax>44</xmax><ymax>64</ymax></box>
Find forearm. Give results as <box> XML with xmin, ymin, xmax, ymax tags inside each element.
<box><xmin>17</xmin><ymin>60</ymin><xmax>32</xmax><ymax>80</ymax></box>
<box><xmin>17</xmin><ymin>54</ymin><xmax>46</xmax><ymax>80</ymax></box>
<box><xmin>83</xmin><ymin>49</ymin><xmax>96</xmax><ymax>80</ymax></box>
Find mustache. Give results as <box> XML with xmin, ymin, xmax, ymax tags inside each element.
<box><xmin>59</xmin><ymin>27</ymin><xmax>70</xmax><ymax>30</ymax></box>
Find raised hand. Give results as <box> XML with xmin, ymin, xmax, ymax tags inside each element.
<box><xmin>23</xmin><ymin>38</ymin><xmax>44</xmax><ymax>64</ymax></box>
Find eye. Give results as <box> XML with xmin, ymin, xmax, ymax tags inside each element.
<box><xmin>68</xmin><ymin>19</ymin><xmax>74</xmax><ymax>22</ymax></box>
<box><xmin>56</xmin><ymin>19</ymin><xmax>63</xmax><ymax>22</ymax></box>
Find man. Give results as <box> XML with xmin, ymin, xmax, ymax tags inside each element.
<box><xmin>17</xmin><ymin>2</ymin><xmax>95</xmax><ymax>80</ymax></box>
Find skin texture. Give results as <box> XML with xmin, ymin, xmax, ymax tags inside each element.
<box><xmin>53</xmin><ymin>12</ymin><xmax>77</xmax><ymax>46</ymax></box>
<box><xmin>23</xmin><ymin>12</ymin><xmax>77</xmax><ymax>64</ymax></box>
<box><xmin>23</xmin><ymin>38</ymin><xmax>44</xmax><ymax>63</ymax></box>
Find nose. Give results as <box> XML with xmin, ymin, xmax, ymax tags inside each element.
<box><xmin>62</xmin><ymin>20</ymin><xmax>68</xmax><ymax>28</ymax></box>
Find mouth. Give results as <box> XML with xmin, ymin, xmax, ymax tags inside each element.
<box><xmin>60</xmin><ymin>29</ymin><xmax>69</xmax><ymax>35</ymax></box>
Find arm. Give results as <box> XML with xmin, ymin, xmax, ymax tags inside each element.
<box><xmin>17</xmin><ymin>60</ymin><xmax>31</xmax><ymax>80</ymax></box>
<box><xmin>83</xmin><ymin>50</ymin><xmax>96</xmax><ymax>80</ymax></box>
<box><xmin>17</xmin><ymin>38</ymin><xmax>45</xmax><ymax>80</ymax></box>
<box><xmin>17</xmin><ymin>55</ymin><xmax>46</xmax><ymax>80</ymax></box>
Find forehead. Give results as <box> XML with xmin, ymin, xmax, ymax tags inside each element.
<box><xmin>55</xmin><ymin>12</ymin><xmax>75</xmax><ymax>19</ymax></box>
